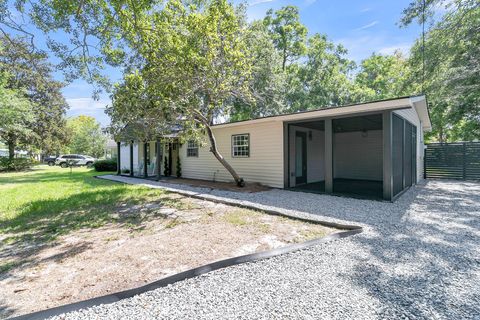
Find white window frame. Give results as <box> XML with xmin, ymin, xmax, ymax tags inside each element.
<box><xmin>186</xmin><ymin>140</ymin><xmax>199</xmax><ymax>157</ymax></box>
<box><xmin>231</xmin><ymin>134</ymin><xmax>250</xmax><ymax>158</ymax></box>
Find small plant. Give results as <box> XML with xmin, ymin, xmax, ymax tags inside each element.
<box><xmin>122</xmin><ymin>168</ymin><xmax>130</xmax><ymax>174</ymax></box>
<box><xmin>163</xmin><ymin>156</ymin><xmax>170</xmax><ymax>176</ymax></box>
<box><xmin>176</xmin><ymin>156</ymin><xmax>181</xmax><ymax>178</ymax></box>
<box><xmin>165</xmin><ymin>218</ymin><xmax>181</xmax><ymax>229</ymax></box>
<box><xmin>93</xmin><ymin>159</ymin><xmax>117</xmax><ymax>172</ymax></box>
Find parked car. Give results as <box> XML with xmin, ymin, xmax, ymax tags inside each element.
<box><xmin>43</xmin><ymin>156</ymin><xmax>57</xmax><ymax>166</ymax></box>
<box><xmin>55</xmin><ymin>155</ymin><xmax>96</xmax><ymax>168</ymax></box>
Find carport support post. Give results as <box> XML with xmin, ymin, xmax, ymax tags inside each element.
<box><xmin>129</xmin><ymin>141</ymin><xmax>134</xmax><ymax>177</ymax></box>
<box><xmin>324</xmin><ymin>118</ymin><xmax>333</xmax><ymax>193</ymax></box>
<box><xmin>383</xmin><ymin>111</ymin><xmax>393</xmax><ymax>201</ymax></box>
<box><xmin>143</xmin><ymin>142</ymin><xmax>148</xmax><ymax>178</ymax></box>
<box><xmin>116</xmin><ymin>141</ymin><xmax>121</xmax><ymax>175</ymax></box>
<box><xmin>156</xmin><ymin>140</ymin><xmax>161</xmax><ymax>181</ymax></box>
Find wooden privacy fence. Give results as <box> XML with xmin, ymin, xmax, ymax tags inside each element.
<box><xmin>424</xmin><ymin>142</ymin><xmax>480</xmax><ymax>180</ymax></box>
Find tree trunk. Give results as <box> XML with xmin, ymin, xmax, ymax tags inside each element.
<box><xmin>7</xmin><ymin>138</ymin><xmax>15</xmax><ymax>160</ymax></box>
<box><xmin>204</xmin><ymin>123</ymin><xmax>245</xmax><ymax>187</ymax></box>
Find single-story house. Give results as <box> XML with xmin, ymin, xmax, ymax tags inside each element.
<box><xmin>116</xmin><ymin>95</ymin><xmax>431</xmax><ymax>201</ymax></box>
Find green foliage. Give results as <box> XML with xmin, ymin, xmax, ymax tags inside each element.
<box><xmin>230</xmin><ymin>21</ymin><xmax>286</xmax><ymax>121</ymax></box>
<box><xmin>163</xmin><ymin>156</ymin><xmax>170</xmax><ymax>176</ymax></box>
<box><xmin>0</xmin><ymin>72</ymin><xmax>36</xmax><ymax>159</ymax></box>
<box><xmin>408</xmin><ymin>2</ymin><xmax>480</xmax><ymax>142</ymax></box>
<box><xmin>0</xmin><ymin>36</ymin><xmax>69</xmax><ymax>155</ymax></box>
<box><xmin>287</xmin><ymin>33</ymin><xmax>355</xmax><ymax>111</ymax></box>
<box><xmin>353</xmin><ymin>52</ymin><xmax>414</xmax><ymax>102</ymax></box>
<box><xmin>0</xmin><ymin>157</ymin><xmax>35</xmax><ymax>172</ymax></box>
<box><xmin>66</xmin><ymin>115</ymin><xmax>107</xmax><ymax>158</ymax></box>
<box><xmin>264</xmin><ymin>6</ymin><xmax>307</xmax><ymax>70</ymax></box>
<box><xmin>176</xmin><ymin>156</ymin><xmax>181</xmax><ymax>178</ymax></box>
<box><xmin>93</xmin><ymin>159</ymin><xmax>117</xmax><ymax>172</ymax></box>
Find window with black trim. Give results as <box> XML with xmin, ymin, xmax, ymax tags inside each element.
<box><xmin>187</xmin><ymin>140</ymin><xmax>199</xmax><ymax>157</ymax></box>
<box><xmin>232</xmin><ymin>134</ymin><xmax>249</xmax><ymax>157</ymax></box>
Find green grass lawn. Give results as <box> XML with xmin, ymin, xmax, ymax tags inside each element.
<box><xmin>0</xmin><ymin>165</ymin><xmax>172</xmax><ymax>244</ymax></box>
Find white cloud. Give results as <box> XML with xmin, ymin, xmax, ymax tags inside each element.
<box><xmin>66</xmin><ymin>98</ymin><xmax>111</xmax><ymax>127</ymax></box>
<box><xmin>249</xmin><ymin>0</ymin><xmax>275</xmax><ymax>6</ymax></box>
<box><xmin>378</xmin><ymin>43</ymin><xmax>412</xmax><ymax>56</ymax></box>
<box><xmin>66</xmin><ymin>98</ymin><xmax>110</xmax><ymax>112</ymax></box>
<box><xmin>354</xmin><ymin>21</ymin><xmax>379</xmax><ymax>31</ymax></box>
<box><xmin>335</xmin><ymin>35</ymin><xmax>412</xmax><ymax>62</ymax></box>
<box><xmin>360</xmin><ymin>7</ymin><xmax>372</xmax><ymax>13</ymax></box>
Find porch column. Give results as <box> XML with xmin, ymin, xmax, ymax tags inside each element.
<box><xmin>283</xmin><ymin>123</ymin><xmax>289</xmax><ymax>188</ymax></box>
<box><xmin>324</xmin><ymin>118</ymin><xmax>333</xmax><ymax>193</ymax></box>
<box><xmin>383</xmin><ymin>111</ymin><xmax>393</xmax><ymax>201</ymax></box>
<box><xmin>143</xmin><ymin>142</ymin><xmax>148</xmax><ymax>178</ymax></box>
<box><xmin>116</xmin><ymin>141</ymin><xmax>121</xmax><ymax>175</ymax></box>
<box><xmin>156</xmin><ymin>140</ymin><xmax>161</xmax><ymax>181</ymax></box>
<box><xmin>129</xmin><ymin>141</ymin><xmax>134</xmax><ymax>177</ymax></box>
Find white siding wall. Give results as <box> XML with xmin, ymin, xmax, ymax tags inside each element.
<box><xmin>288</xmin><ymin>126</ymin><xmax>325</xmax><ymax>187</ymax></box>
<box><xmin>333</xmin><ymin>130</ymin><xmax>383</xmax><ymax>181</ymax></box>
<box><xmin>179</xmin><ymin>121</ymin><xmax>284</xmax><ymax>188</ymax></box>
<box><xmin>394</xmin><ymin>108</ymin><xmax>425</xmax><ymax>182</ymax></box>
<box><xmin>120</xmin><ymin>143</ymin><xmax>130</xmax><ymax>171</ymax></box>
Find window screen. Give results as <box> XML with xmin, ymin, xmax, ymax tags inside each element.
<box><xmin>392</xmin><ymin>115</ymin><xmax>404</xmax><ymax>196</ymax></box>
<box><xmin>404</xmin><ymin>122</ymin><xmax>413</xmax><ymax>187</ymax></box>
<box><xmin>187</xmin><ymin>141</ymin><xmax>198</xmax><ymax>157</ymax></box>
<box><xmin>232</xmin><ymin>134</ymin><xmax>250</xmax><ymax>157</ymax></box>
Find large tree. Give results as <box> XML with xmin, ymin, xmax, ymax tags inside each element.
<box><xmin>0</xmin><ymin>36</ymin><xmax>69</xmax><ymax>154</ymax></box>
<box><xmin>353</xmin><ymin>51</ymin><xmax>414</xmax><ymax>102</ymax></box>
<box><xmin>66</xmin><ymin>115</ymin><xmax>107</xmax><ymax>158</ymax></box>
<box><xmin>287</xmin><ymin>33</ymin><xmax>355</xmax><ymax>111</ymax></box>
<box><xmin>264</xmin><ymin>6</ymin><xmax>307</xmax><ymax>71</ymax></box>
<box><xmin>0</xmin><ymin>72</ymin><xmax>35</xmax><ymax>159</ymax></box>
<box><xmin>230</xmin><ymin>20</ymin><xmax>287</xmax><ymax>121</ymax></box>
<box><xmin>403</xmin><ymin>0</ymin><xmax>480</xmax><ymax>142</ymax></box>
<box><xmin>107</xmin><ymin>0</ymin><xmax>253</xmax><ymax>186</ymax></box>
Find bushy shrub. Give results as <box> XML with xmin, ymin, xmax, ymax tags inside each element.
<box><xmin>176</xmin><ymin>156</ymin><xmax>181</xmax><ymax>178</ymax></box>
<box><xmin>93</xmin><ymin>159</ymin><xmax>117</xmax><ymax>172</ymax></box>
<box><xmin>0</xmin><ymin>157</ymin><xmax>35</xmax><ymax>172</ymax></box>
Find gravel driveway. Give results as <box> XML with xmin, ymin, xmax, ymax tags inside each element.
<box><xmin>52</xmin><ymin>177</ymin><xmax>480</xmax><ymax>320</ymax></box>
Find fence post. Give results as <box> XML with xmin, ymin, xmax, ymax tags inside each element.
<box><xmin>423</xmin><ymin>146</ymin><xmax>427</xmax><ymax>179</ymax></box>
<box><xmin>463</xmin><ymin>142</ymin><xmax>467</xmax><ymax>180</ymax></box>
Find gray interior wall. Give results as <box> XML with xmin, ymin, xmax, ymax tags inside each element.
<box><xmin>333</xmin><ymin>130</ymin><xmax>383</xmax><ymax>181</ymax></box>
<box><xmin>288</xmin><ymin>125</ymin><xmax>325</xmax><ymax>187</ymax></box>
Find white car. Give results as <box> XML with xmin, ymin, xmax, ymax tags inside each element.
<box><xmin>55</xmin><ymin>154</ymin><xmax>96</xmax><ymax>168</ymax></box>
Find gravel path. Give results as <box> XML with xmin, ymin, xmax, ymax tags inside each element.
<box><xmin>53</xmin><ymin>177</ymin><xmax>480</xmax><ymax>319</ymax></box>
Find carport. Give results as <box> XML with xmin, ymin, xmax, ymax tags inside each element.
<box><xmin>283</xmin><ymin>96</ymin><xmax>428</xmax><ymax>201</ymax></box>
<box><xmin>286</xmin><ymin>114</ymin><xmax>384</xmax><ymax>200</ymax></box>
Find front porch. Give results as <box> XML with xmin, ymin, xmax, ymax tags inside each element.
<box><xmin>116</xmin><ymin>139</ymin><xmax>179</xmax><ymax>180</ymax></box>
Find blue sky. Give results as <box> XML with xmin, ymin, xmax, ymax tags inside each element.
<box><xmin>59</xmin><ymin>0</ymin><xmax>423</xmax><ymax>127</ymax></box>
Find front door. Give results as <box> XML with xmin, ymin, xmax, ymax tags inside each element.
<box><xmin>295</xmin><ymin>131</ymin><xmax>307</xmax><ymax>185</ymax></box>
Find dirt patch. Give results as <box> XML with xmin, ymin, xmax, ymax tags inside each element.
<box><xmin>0</xmin><ymin>196</ymin><xmax>334</xmax><ymax>318</ymax></box>
<box><xmin>162</xmin><ymin>177</ymin><xmax>270</xmax><ymax>192</ymax></box>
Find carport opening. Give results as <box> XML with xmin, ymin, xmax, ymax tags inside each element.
<box><xmin>332</xmin><ymin>114</ymin><xmax>383</xmax><ymax>199</ymax></box>
<box><xmin>287</xmin><ymin>114</ymin><xmax>384</xmax><ymax>200</ymax></box>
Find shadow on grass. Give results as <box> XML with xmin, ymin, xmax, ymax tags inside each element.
<box><xmin>0</xmin><ymin>168</ymin><xmax>113</xmax><ymax>187</ymax></box>
<box><xmin>0</xmin><ymin>180</ymin><xmax>182</xmax><ymax>278</ymax></box>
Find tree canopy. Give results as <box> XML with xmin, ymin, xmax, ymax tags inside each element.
<box><xmin>0</xmin><ymin>0</ymin><xmax>477</xmax><ymax>167</ymax></box>
<box><xmin>0</xmin><ymin>36</ymin><xmax>69</xmax><ymax>155</ymax></box>
<box><xmin>65</xmin><ymin>115</ymin><xmax>107</xmax><ymax>158</ymax></box>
